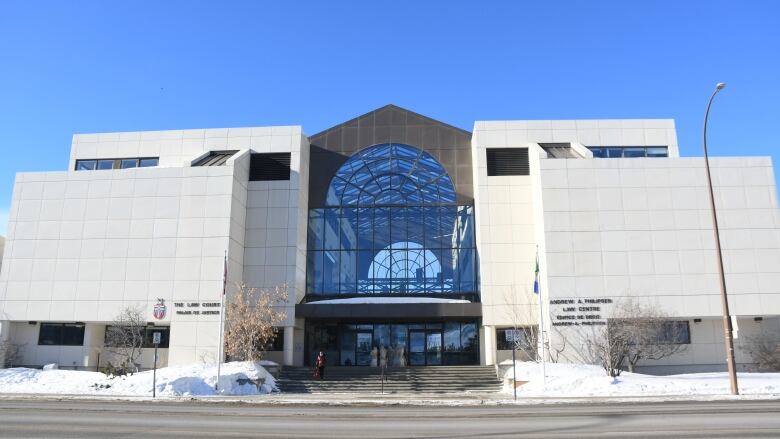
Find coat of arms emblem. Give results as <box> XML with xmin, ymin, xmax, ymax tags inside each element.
<box><xmin>153</xmin><ymin>298</ymin><xmax>167</xmax><ymax>320</ymax></box>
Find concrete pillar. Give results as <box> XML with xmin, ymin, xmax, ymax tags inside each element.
<box><xmin>283</xmin><ymin>326</ymin><xmax>295</xmax><ymax>366</ymax></box>
<box><xmin>0</xmin><ymin>321</ymin><xmax>10</xmax><ymax>367</ymax></box>
<box><xmin>483</xmin><ymin>325</ymin><xmax>496</xmax><ymax>366</ymax></box>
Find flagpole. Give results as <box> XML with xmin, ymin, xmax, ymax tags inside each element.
<box><xmin>215</xmin><ymin>250</ymin><xmax>227</xmax><ymax>392</ymax></box>
<box><xmin>536</xmin><ymin>246</ymin><xmax>547</xmax><ymax>389</ymax></box>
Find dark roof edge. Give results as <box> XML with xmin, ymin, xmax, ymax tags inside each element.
<box><xmin>308</xmin><ymin>104</ymin><xmax>472</xmax><ymax>139</ymax></box>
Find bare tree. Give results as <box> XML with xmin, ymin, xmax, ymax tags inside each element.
<box><xmin>224</xmin><ymin>284</ymin><xmax>287</xmax><ymax>362</ymax></box>
<box><xmin>502</xmin><ymin>288</ymin><xmax>539</xmax><ymax>362</ymax></box>
<box><xmin>0</xmin><ymin>340</ymin><xmax>24</xmax><ymax>367</ymax></box>
<box><xmin>741</xmin><ymin>332</ymin><xmax>780</xmax><ymax>372</ymax></box>
<box><xmin>546</xmin><ymin>326</ymin><xmax>569</xmax><ymax>364</ymax></box>
<box><xmin>582</xmin><ymin>299</ymin><xmax>689</xmax><ymax>376</ymax></box>
<box><xmin>104</xmin><ymin>305</ymin><xmax>147</xmax><ymax>375</ymax></box>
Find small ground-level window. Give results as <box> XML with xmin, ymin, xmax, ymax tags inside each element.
<box><xmin>104</xmin><ymin>325</ymin><xmax>170</xmax><ymax>348</ymax></box>
<box><xmin>258</xmin><ymin>327</ymin><xmax>284</xmax><ymax>352</ymax></box>
<box><xmin>657</xmin><ymin>321</ymin><xmax>691</xmax><ymax>344</ymax></box>
<box><xmin>143</xmin><ymin>326</ymin><xmax>170</xmax><ymax>348</ymax></box>
<box><xmin>38</xmin><ymin>323</ymin><xmax>85</xmax><ymax>346</ymax></box>
<box><xmin>496</xmin><ymin>327</ymin><xmax>536</xmax><ymax>350</ymax></box>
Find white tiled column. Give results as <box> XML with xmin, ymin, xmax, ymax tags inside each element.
<box><xmin>483</xmin><ymin>325</ymin><xmax>496</xmax><ymax>366</ymax></box>
<box><xmin>283</xmin><ymin>326</ymin><xmax>294</xmax><ymax>366</ymax></box>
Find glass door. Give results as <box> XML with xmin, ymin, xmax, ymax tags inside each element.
<box><xmin>409</xmin><ymin>330</ymin><xmax>426</xmax><ymax>366</ymax></box>
<box><xmin>339</xmin><ymin>331</ymin><xmax>356</xmax><ymax>366</ymax></box>
<box><xmin>356</xmin><ymin>331</ymin><xmax>373</xmax><ymax>366</ymax></box>
<box><xmin>426</xmin><ymin>331</ymin><xmax>442</xmax><ymax>365</ymax></box>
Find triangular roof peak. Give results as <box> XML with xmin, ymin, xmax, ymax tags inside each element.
<box><xmin>310</xmin><ymin>104</ymin><xmax>470</xmax><ymax>138</ymax></box>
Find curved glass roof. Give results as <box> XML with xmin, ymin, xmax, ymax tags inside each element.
<box><xmin>326</xmin><ymin>143</ymin><xmax>456</xmax><ymax>206</ymax></box>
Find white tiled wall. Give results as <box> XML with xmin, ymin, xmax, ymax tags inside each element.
<box><xmin>473</xmin><ymin>119</ymin><xmax>679</xmax><ymax>157</ymax></box>
<box><xmin>68</xmin><ymin>126</ymin><xmax>303</xmax><ymax>170</ymax></box>
<box><xmin>539</xmin><ymin>156</ymin><xmax>780</xmax><ymax>318</ymax></box>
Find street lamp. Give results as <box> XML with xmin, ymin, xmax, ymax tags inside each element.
<box><xmin>702</xmin><ymin>82</ymin><xmax>739</xmax><ymax>395</ymax></box>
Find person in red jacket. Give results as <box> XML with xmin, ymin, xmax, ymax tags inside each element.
<box><xmin>315</xmin><ymin>351</ymin><xmax>327</xmax><ymax>380</ymax></box>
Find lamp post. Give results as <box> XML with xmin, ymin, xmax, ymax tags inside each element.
<box><xmin>702</xmin><ymin>82</ymin><xmax>739</xmax><ymax>395</ymax></box>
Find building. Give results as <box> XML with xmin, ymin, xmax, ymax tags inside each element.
<box><xmin>0</xmin><ymin>105</ymin><xmax>778</xmax><ymax>373</ymax></box>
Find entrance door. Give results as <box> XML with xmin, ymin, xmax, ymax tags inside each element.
<box><xmin>355</xmin><ymin>332</ymin><xmax>373</xmax><ymax>366</ymax></box>
<box><xmin>426</xmin><ymin>331</ymin><xmax>442</xmax><ymax>365</ymax></box>
<box><xmin>409</xmin><ymin>330</ymin><xmax>426</xmax><ymax>366</ymax></box>
<box><xmin>339</xmin><ymin>331</ymin><xmax>356</xmax><ymax>366</ymax></box>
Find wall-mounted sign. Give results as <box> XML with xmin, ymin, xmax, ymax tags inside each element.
<box><xmin>173</xmin><ymin>301</ymin><xmax>222</xmax><ymax>316</ymax></box>
<box><xmin>153</xmin><ymin>298</ymin><xmax>167</xmax><ymax>320</ymax></box>
<box><xmin>549</xmin><ymin>298</ymin><xmax>613</xmax><ymax>327</ymax></box>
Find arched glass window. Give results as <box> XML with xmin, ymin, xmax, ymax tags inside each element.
<box><xmin>307</xmin><ymin>143</ymin><xmax>477</xmax><ymax>299</ymax></box>
<box><xmin>326</xmin><ymin>144</ymin><xmax>456</xmax><ymax>206</ymax></box>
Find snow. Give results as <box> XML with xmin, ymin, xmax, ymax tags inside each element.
<box><xmin>310</xmin><ymin>297</ymin><xmax>471</xmax><ymax>304</ymax></box>
<box><xmin>501</xmin><ymin>361</ymin><xmax>780</xmax><ymax>397</ymax></box>
<box><xmin>0</xmin><ymin>361</ymin><xmax>276</xmax><ymax>397</ymax></box>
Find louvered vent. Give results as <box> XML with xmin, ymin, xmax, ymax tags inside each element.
<box><xmin>250</xmin><ymin>153</ymin><xmax>291</xmax><ymax>181</ymax></box>
<box><xmin>486</xmin><ymin>148</ymin><xmax>529</xmax><ymax>176</ymax></box>
<box><xmin>192</xmin><ymin>150</ymin><xmax>238</xmax><ymax>166</ymax></box>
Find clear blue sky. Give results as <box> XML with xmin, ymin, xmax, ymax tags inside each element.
<box><xmin>1</xmin><ymin>1</ymin><xmax>778</xmax><ymax>234</ymax></box>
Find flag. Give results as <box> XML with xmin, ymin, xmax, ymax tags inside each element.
<box><xmin>222</xmin><ymin>252</ymin><xmax>228</xmax><ymax>297</ymax></box>
<box><xmin>533</xmin><ymin>250</ymin><xmax>540</xmax><ymax>295</ymax></box>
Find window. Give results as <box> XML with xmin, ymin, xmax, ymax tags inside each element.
<box><xmin>121</xmin><ymin>158</ymin><xmax>139</xmax><ymax>169</ymax></box>
<box><xmin>104</xmin><ymin>325</ymin><xmax>170</xmax><ymax>348</ymax></box>
<box><xmin>259</xmin><ymin>328</ymin><xmax>284</xmax><ymax>352</ymax></box>
<box><xmin>250</xmin><ymin>153</ymin><xmax>291</xmax><ymax>181</ymax></box>
<box><xmin>657</xmin><ymin>321</ymin><xmax>690</xmax><ymax>344</ymax></box>
<box><xmin>486</xmin><ymin>148</ymin><xmax>530</xmax><ymax>176</ymax></box>
<box><xmin>75</xmin><ymin>157</ymin><xmax>159</xmax><ymax>171</ymax></box>
<box><xmin>38</xmin><ymin>323</ymin><xmax>85</xmax><ymax>346</ymax></box>
<box><xmin>306</xmin><ymin>143</ymin><xmax>477</xmax><ymax>299</ymax></box>
<box><xmin>587</xmin><ymin>146</ymin><xmax>668</xmax><ymax>158</ymax></box>
<box><xmin>76</xmin><ymin>160</ymin><xmax>96</xmax><ymax>170</ymax></box>
<box><xmin>496</xmin><ymin>327</ymin><xmax>536</xmax><ymax>350</ymax></box>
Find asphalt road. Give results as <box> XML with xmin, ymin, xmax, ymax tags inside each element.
<box><xmin>0</xmin><ymin>399</ymin><xmax>779</xmax><ymax>438</ymax></box>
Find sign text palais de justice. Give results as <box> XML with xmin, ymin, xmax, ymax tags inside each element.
<box><xmin>549</xmin><ymin>298</ymin><xmax>613</xmax><ymax>327</ymax></box>
<box><xmin>173</xmin><ymin>301</ymin><xmax>221</xmax><ymax>316</ymax></box>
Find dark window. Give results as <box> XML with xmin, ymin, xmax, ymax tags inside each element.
<box><xmin>657</xmin><ymin>321</ymin><xmax>691</xmax><ymax>344</ymax></box>
<box><xmin>261</xmin><ymin>328</ymin><xmax>284</xmax><ymax>351</ymax></box>
<box><xmin>104</xmin><ymin>325</ymin><xmax>170</xmax><ymax>348</ymax></box>
<box><xmin>486</xmin><ymin>148</ymin><xmax>530</xmax><ymax>176</ymax></box>
<box><xmin>75</xmin><ymin>157</ymin><xmax>159</xmax><ymax>171</ymax></box>
<box><xmin>144</xmin><ymin>326</ymin><xmax>170</xmax><ymax>348</ymax></box>
<box><xmin>496</xmin><ymin>327</ymin><xmax>536</xmax><ymax>350</ymax></box>
<box><xmin>250</xmin><ymin>153</ymin><xmax>291</xmax><ymax>181</ymax></box>
<box><xmin>586</xmin><ymin>146</ymin><xmax>668</xmax><ymax>158</ymax></box>
<box><xmin>38</xmin><ymin>323</ymin><xmax>85</xmax><ymax>346</ymax></box>
<box><xmin>193</xmin><ymin>150</ymin><xmax>238</xmax><ymax>167</ymax></box>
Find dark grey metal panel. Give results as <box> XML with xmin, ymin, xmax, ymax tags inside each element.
<box><xmin>308</xmin><ymin>105</ymin><xmax>474</xmax><ymax>207</ymax></box>
<box><xmin>295</xmin><ymin>303</ymin><xmax>483</xmax><ymax>319</ymax></box>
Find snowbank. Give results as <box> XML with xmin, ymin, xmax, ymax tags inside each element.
<box><xmin>0</xmin><ymin>361</ymin><xmax>276</xmax><ymax>397</ymax></box>
<box><xmin>501</xmin><ymin>361</ymin><xmax>780</xmax><ymax>397</ymax></box>
<box><xmin>310</xmin><ymin>297</ymin><xmax>470</xmax><ymax>304</ymax></box>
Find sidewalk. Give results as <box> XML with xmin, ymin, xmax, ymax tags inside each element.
<box><xmin>1</xmin><ymin>391</ymin><xmax>778</xmax><ymax>407</ymax></box>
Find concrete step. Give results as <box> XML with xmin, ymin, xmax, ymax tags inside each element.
<box><xmin>277</xmin><ymin>365</ymin><xmax>502</xmax><ymax>394</ymax></box>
